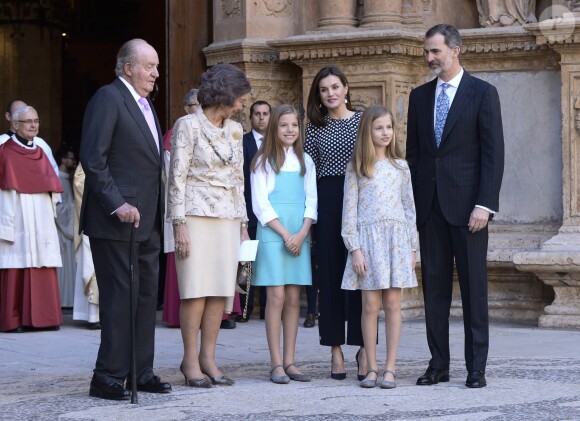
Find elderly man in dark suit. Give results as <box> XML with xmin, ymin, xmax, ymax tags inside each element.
<box><xmin>406</xmin><ymin>24</ymin><xmax>504</xmax><ymax>389</ymax></box>
<box><xmin>238</xmin><ymin>100</ymin><xmax>270</xmax><ymax>323</ymax></box>
<box><xmin>80</xmin><ymin>38</ymin><xmax>171</xmax><ymax>400</ymax></box>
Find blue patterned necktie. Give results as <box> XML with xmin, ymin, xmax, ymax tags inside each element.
<box><xmin>435</xmin><ymin>83</ymin><xmax>450</xmax><ymax>148</ymax></box>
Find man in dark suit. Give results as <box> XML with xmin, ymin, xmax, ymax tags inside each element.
<box><xmin>238</xmin><ymin>100</ymin><xmax>270</xmax><ymax>322</ymax></box>
<box><xmin>406</xmin><ymin>24</ymin><xmax>504</xmax><ymax>389</ymax></box>
<box><xmin>80</xmin><ymin>38</ymin><xmax>171</xmax><ymax>400</ymax></box>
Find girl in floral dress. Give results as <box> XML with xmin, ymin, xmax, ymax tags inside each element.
<box><xmin>341</xmin><ymin>105</ymin><xmax>418</xmax><ymax>389</ymax></box>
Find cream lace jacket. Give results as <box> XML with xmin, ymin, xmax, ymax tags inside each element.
<box><xmin>167</xmin><ymin>109</ymin><xmax>248</xmax><ymax>221</ymax></box>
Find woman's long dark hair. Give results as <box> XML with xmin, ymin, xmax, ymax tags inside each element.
<box><xmin>306</xmin><ymin>66</ymin><xmax>356</xmax><ymax>128</ymax></box>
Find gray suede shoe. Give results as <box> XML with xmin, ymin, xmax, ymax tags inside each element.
<box><xmin>360</xmin><ymin>369</ymin><xmax>378</xmax><ymax>388</ymax></box>
<box><xmin>284</xmin><ymin>363</ymin><xmax>312</xmax><ymax>382</ymax></box>
<box><xmin>379</xmin><ymin>369</ymin><xmax>397</xmax><ymax>389</ymax></box>
<box><xmin>270</xmin><ymin>365</ymin><xmax>290</xmax><ymax>384</ymax></box>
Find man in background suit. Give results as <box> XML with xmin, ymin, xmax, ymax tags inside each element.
<box><xmin>406</xmin><ymin>24</ymin><xmax>504</xmax><ymax>389</ymax></box>
<box><xmin>80</xmin><ymin>38</ymin><xmax>171</xmax><ymax>400</ymax></box>
<box><xmin>239</xmin><ymin>100</ymin><xmax>271</xmax><ymax>322</ymax></box>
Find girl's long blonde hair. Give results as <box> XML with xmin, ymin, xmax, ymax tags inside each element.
<box><xmin>351</xmin><ymin>105</ymin><xmax>404</xmax><ymax>178</ymax></box>
<box><xmin>250</xmin><ymin>104</ymin><xmax>306</xmax><ymax>176</ymax></box>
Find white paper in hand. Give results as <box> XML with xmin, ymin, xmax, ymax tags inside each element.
<box><xmin>239</xmin><ymin>240</ymin><xmax>259</xmax><ymax>262</ymax></box>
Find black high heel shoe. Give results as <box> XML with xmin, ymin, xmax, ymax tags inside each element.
<box><xmin>355</xmin><ymin>348</ymin><xmax>365</xmax><ymax>381</ymax></box>
<box><xmin>331</xmin><ymin>349</ymin><xmax>346</xmax><ymax>380</ymax></box>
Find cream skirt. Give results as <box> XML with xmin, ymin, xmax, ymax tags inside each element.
<box><xmin>175</xmin><ymin>216</ymin><xmax>239</xmax><ymax>312</ymax></box>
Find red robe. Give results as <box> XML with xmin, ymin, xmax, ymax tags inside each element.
<box><xmin>0</xmin><ymin>137</ymin><xmax>63</xmax><ymax>331</ymax></box>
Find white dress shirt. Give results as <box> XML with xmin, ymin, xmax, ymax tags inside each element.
<box><xmin>251</xmin><ymin>129</ymin><xmax>263</xmax><ymax>149</ymax></box>
<box><xmin>251</xmin><ymin>147</ymin><xmax>318</xmax><ymax>227</ymax></box>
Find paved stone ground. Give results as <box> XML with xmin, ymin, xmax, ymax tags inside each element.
<box><xmin>1</xmin><ymin>312</ymin><xmax>579</xmax><ymax>420</ymax></box>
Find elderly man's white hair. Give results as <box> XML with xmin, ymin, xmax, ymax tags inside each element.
<box><xmin>12</xmin><ymin>105</ymin><xmax>36</xmax><ymax>121</ymax></box>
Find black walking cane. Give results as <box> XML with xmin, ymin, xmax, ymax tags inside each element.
<box><xmin>129</xmin><ymin>222</ymin><xmax>138</xmax><ymax>404</ymax></box>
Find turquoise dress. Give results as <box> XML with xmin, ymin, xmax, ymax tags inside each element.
<box><xmin>252</xmin><ymin>171</ymin><xmax>312</xmax><ymax>286</ymax></box>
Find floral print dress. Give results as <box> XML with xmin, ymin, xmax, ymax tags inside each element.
<box><xmin>341</xmin><ymin>159</ymin><xmax>418</xmax><ymax>290</ymax></box>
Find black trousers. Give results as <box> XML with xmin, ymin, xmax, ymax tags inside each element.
<box><xmin>305</xmin><ymin>254</ymin><xmax>318</xmax><ymax>315</ymax></box>
<box><xmin>90</xmin><ymin>223</ymin><xmax>160</xmax><ymax>384</ymax></box>
<box><xmin>418</xmin><ymin>192</ymin><xmax>489</xmax><ymax>372</ymax></box>
<box><xmin>316</xmin><ymin>176</ymin><xmax>363</xmax><ymax>347</ymax></box>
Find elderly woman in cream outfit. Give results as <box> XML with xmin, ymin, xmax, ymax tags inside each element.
<box><xmin>168</xmin><ymin>63</ymin><xmax>251</xmax><ymax>388</ymax></box>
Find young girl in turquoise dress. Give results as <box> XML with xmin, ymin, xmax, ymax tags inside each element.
<box><xmin>341</xmin><ymin>105</ymin><xmax>418</xmax><ymax>389</ymax></box>
<box><xmin>251</xmin><ymin>104</ymin><xmax>318</xmax><ymax>384</ymax></box>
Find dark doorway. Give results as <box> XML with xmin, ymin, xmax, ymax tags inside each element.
<box><xmin>61</xmin><ymin>0</ymin><xmax>166</xmax><ymax>151</ymax></box>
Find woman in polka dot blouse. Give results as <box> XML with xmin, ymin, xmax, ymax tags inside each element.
<box><xmin>305</xmin><ymin>66</ymin><xmax>367</xmax><ymax>381</ymax></box>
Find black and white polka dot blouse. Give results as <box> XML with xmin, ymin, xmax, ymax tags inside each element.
<box><xmin>305</xmin><ymin>112</ymin><xmax>362</xmax><ymax>179</ymax></box>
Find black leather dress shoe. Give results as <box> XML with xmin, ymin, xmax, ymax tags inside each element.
<box><xmin>127</xmin><ymin>375</ymin><xmax>172</xmax><ymax>394</ymax></box>
<box><xmin>303</xmin><ymin>313</ymin><xmax>316</xmax><ymax>328</ymax></box>
<box><xmin>220</xmin><ymin>319</ymin><xmax>236</xmax><ymax>329</ymax></box>
<box><xmin>89</xmin><ymin>377</ymin><xmax>130</xmax><ymax>400</ymax></box>
<box><xmin>466</xmin><ymin>370</ymin><xmax>487</xmax><ymax>388</ymax></box>
<box><xmin>416</xmin><ymin>367</ymin><xmax>450</xmax><ymax>385</ymax></box>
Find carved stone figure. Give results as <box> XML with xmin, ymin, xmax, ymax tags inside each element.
<box><xmin>254</xmin><ymin>0</ymin><xmax>293</xmax><ymax>17</ymax></box>
<box><xmin>222</xmin><ymin>0</ymin><xmax>242</xmax><ymax>17</ymax></box>
<box><xmin>476</xmin><ymin>0</ymin><xmax>537</xmax><ymax>27</ymax></box>
<box><xmin>574</xmin><ymin>98</ymin><xmax>580</xmax><ymax>136</ymax></box>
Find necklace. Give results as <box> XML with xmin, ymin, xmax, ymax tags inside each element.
<box><xmin>198</xmin><ymin>109</ymin><xmax>236</xmax><ymax>166</ymax></box>
<box><xmin>206</xmin><ymin>131</ymin><xmax>234</xmax><ymax>166</ymax></box>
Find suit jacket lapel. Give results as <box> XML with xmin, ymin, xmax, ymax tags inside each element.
<box><xmin>424</xmin><ymin>79</ymin><xmax>438</xmax><ymax>152</ymax></box>
<box><xmin>251</xmin><ymin>132</ymin><xmax>259</xmax><ymax>155</ymax></box>
<box><xmin>440</xmin><ymin>72</ymin><xmax>475</xmax><ymax>146</ymax></box>
<box><xmin>114</xmin><ymin>79</ymin><xmax>161</xmax><ymax>161</ymax></box>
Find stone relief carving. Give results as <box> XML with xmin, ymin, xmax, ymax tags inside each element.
<box><xmin>395</xmin><ymin>82</ymin><xmax>412</xmax><ymax>119</ymax></box>
<box><xmin>422</xmin><ymin>0</ymin><xmax>432</xmax><ymax>12</ymax></box>
<box><xmin>204</xmin><ymin>47</ymin><xmax>278</xmax><ymax>66</ymax></box>
<box><xmin>254</xmin><ymin>0</ymin><xmax>293</xmax><ymax>17</ymax></box>
<box><xmin>476</xmin><ymin>0</ymin><xmax>537</xmax><ymax>27</ymax></box>
<box><xmin>395</xmin><ymin>80</ymin><xmax>414</xmax><ymax>151</ymax></box>
<box><xmin>574</xmin><ymin>97</ymin><xmax>580</xmax><ymax>137</ymax></box>
<box><xmin>238</xmin><ymin>83</ymin><xmax>299</xmax><ymax>130</ymax></box>
<box><xmin>222</xmin><ymin>0</ymin><xmax>242</xmax><ymax>17</ymax></box>
<box><xmin>349</xmin><ymin>87</ymin><xmax>383</xmax><ymax>112</ymax></box>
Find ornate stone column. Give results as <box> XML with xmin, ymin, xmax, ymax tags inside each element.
<box><xmin>205</xmin><ymin>0</ymin><xmax>304</xmax><ymax>130</ymax></box>
<box><xmin>318</xmin><ymin>0</ymin><xmax>358</xmax><ymax>29</ymax></box>
<box><xmin>401</xmin><ymin>0</ymin><xmax>424</xmax><ymax>29</ymax></box>
<box><xmin>515</xmin><ymin>18</ymin><xmax>580</xmax><ymax>329</ymax></box>
<box><xmin>360</xmin><ymin>0</ymin><xmax>402</xmax><ymax>27</ymax></box>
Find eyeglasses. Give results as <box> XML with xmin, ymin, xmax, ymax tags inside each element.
<box><xmin>186</xmin><ymin>103</ymin><xmax>199</xmax><ymax>107</ymax></box>
<box><xmin>18</xmin><ymin>119</ymin><xmax>41</xmax><ymax>125</ymax></box>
